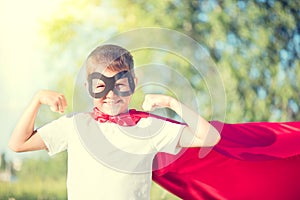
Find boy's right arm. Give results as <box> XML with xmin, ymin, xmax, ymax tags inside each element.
<box><xmin>8</xmin><ymin>90</ymin><xmax>67</xmax><ymax>152</ymax></box>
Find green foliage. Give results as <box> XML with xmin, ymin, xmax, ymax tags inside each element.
<box><xmin>151</xmin><ymin>182</ymin><xmax>181</xmax><ymax>200</ymax></box>
<box><xmin>0</xmin><ymin>180</ymin><xmax>67</xmax><ymax>200</ymax></box>
<box><xmin>0</xmin><ymin>181</ymin><xmax>179</xmax><ymax>200</ymax></box>
<box><xmin>39</xmin><ymin>0</ymin><xmax>300</xmax><ymax>123</ymax></box>
<box><xmin>113</xmin><ymin>0</ymin><xmax>300</xmax><ymax>122</ymax></box>
<box><xmin>17</xmin><ymin>153</ymin><xmax>67</xmax><ymax>181</ymax></box>
<box><xmin>0</xmin><ymin>152</ymin><xmax>181</xmax><ymax>199</ymax></box>
<box><xmin>0</xmin><ymin>153</ymin><xmax>67</xmax><ymax>200</ymax></box>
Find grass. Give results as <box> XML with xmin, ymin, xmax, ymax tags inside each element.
<box><xmin>0</xmin><ymin>179</ymin><xmax>67</xmax><ymax>200</ymax></box>
<box><xmin>0</xmin><ymin>152</ymin><xmax>181</xmax><ymax>200</ymax></box>
<box><xmin>0</xmin><ymin>180</ymin><xmax>180</xmax><ymax>200</ymax></box>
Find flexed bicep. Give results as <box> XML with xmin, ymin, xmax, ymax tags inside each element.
<box><xmin>9</xmin><ymin>90</ymin><xmax>67</xmax><ymax>152</ymax></box>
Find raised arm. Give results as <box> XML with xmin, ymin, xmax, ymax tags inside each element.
<box><xmin>8</xmin><ymin>90</ymin><xmax>67</xmax><ymax>152</ymax></box>
<box><xmin>142</xmin><ymin>94</ymin><xmax>220</xmax><ymax>147</ymax></box>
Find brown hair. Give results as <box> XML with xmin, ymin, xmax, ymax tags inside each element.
<box><xmin>86</xmin><ymin>44</ymin><xmax>134</xmax><ymax>76</ymax></box>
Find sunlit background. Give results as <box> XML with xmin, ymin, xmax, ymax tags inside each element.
<box><xmin>1</xmin><ymin>0</ymin><xmax>299</xmax><ymax>199</ymax></box>
<box><xmin>0</xmin><ymin>0</ymin><xmax>62</xmax><ymax>156</ymax></box>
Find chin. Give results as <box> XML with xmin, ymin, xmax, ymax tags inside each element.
<box><xmin>106</xmin><ymin>110</ymin><xmax>121</xmax><ymax>116</ymax></box>
<box><xmin>94</xmin><ymin>99</ymin><xmax>129</xmax><ymax>115</ymax></box>
<box><xmin>102</xmin><ymin>105</ymin><xmax>125</xmax><ymax>116</ymax></box>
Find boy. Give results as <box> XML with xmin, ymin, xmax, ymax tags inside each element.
<box><xmin>9</xmin><ymin>44</ymin><xmax>220</xmax><ymax>199</ymax></box>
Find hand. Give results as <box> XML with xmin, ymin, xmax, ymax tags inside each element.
<box><xmin>36</xmin><ymin>90</ymin><xmax>68</xmax><ymax>113</ymax></box>
<box><xmin>142</xmin><ymin>94</ymin><xmax>174</xmax><ymax>111</ymax></box>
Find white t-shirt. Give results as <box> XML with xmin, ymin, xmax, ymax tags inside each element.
<box><xmin>38</xmin><ymin>112</ymin><xmax>184</xmax><ymax>200</ymax></box>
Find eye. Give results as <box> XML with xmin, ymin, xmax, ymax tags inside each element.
<box><xmin>115</xmin><ymin>83</ymin><xmax>125</xmax><ymax>87</ymax></box>
<box><xmin>93</xmin><ymin>83</ymin><xmax>105</xmax><ymax>93</ymax></box>
<box><xmin>115</xmin><ymin>83</ymin><xmax>124</xmax><ymax>89</ymax></box>
<box><xmin>115</xmin><ymin>83</ymin><xmax>130</xmax><ymax>92</ymax></box>
<box><xmin>96</xmin><ymin>84</ymin><xmax>105</xmax><ymax>88</ymax></box>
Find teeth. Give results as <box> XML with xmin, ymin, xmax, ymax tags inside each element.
<box><xmin>105</xmin><ymin>101</ymin><xmax>117</xmax><ymax>104</ymax></box>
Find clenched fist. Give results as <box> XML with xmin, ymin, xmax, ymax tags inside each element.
<box><xmin>36</xmin><ymin>90</ymin><xmax>68</xmax><ymax>113</ymax></box>
<box><xmin>142</xmin><ymin>94</ymin><xmax>174</xmax><ymax>111</ymax></box>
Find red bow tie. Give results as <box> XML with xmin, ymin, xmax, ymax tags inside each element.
<box><xmin>92</xmin><ymin>107</ymin><xmax>186</xmax><ymax>127</ymax></box>
<box><xmin>92</xmin><ymin>107</ymin><xmax>147</xmax><ymax>126</ymax></box>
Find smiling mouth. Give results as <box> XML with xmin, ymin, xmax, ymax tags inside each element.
<box><xmin>104</xmin><ymin>100</ymin><xmax>121</xmax><ymax>104</ymax></box>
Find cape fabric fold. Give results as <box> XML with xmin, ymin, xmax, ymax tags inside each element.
<box><xmin>91</xmin><ymin>109</ymin><xmax>300</xmax><ymax>199</ymax></box>
<box><xmin>153</xmin><ymin>121</ymin><xmax>300</xmax><ymax>200</ymax></box>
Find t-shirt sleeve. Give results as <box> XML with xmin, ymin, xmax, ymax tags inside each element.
<box><xmin>38</xmin><ymin>115</ymin><xmax>73</xmax><ymax>156</ymax></box>
<box><xmin>151</xmin><ymin>118</ymin><xmax>185</xmax><ymax>155</ymax></box>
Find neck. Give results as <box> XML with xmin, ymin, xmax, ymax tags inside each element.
<box><xmin>94</xmin><ymin>107</ymin><xmax>130</xmax><ymax>116</ymax></box>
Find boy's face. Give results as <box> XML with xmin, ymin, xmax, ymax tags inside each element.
<box><xmin>88</xmin><ymin>67</ymin><xmax>137</xmax><ymax>116</ymax></box>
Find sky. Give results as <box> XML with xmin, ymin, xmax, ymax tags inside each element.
<box><xmin>0</xmin><ymin>0</ymin><xmax>62</xmax><ymax>159</ymax></box>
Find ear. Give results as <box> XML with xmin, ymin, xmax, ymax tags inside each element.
<box><xmin>133</xmin><ymin>77</ymin><xmax>138</xmax><ymax>92</ymax></box>
<box><xmin>134</xmin><ymin>77</ymin><xmax>138</xmax><ymax>88</ymax></box>
<box><xmin>84</xmin><ymin>81</ymin><xmax>88</xmax><ymax>90</ymax></box>
<box><xmin>84</xmin><ymin>81</ymin><xmax>91</xmax><ymax>97</ymax></box>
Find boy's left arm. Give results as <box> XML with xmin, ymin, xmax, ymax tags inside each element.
<box><xmin>142</xmin><ymin>94</ymin><xmax>220</xmax><ymax>147</ymax></box>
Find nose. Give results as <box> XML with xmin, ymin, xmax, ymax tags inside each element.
<box><xmin>105</xmin><ymin>89</ymin><xmax>116</xmax><ymax>98</ymax></box>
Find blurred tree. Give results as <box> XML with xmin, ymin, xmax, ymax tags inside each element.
<box><xmin>114</xmin><ymin>0</ymin><xmax>300</xmax><ymax>122</ymax></box>
<box><xmin>0</xmin><ymin>152</ymin><xmax>67</xmax><ymax>200</ymax></box>
<box><xmin>17</xmin><ymin>152</ymin><xmax>67</xmax><ymax>181</ymax></box>
<box><xmin>40</xmin><ymin>0</ymin><xmax>300</xmax><ymax>123</ymax></box>
<box><xmin>0</xmin><ymin>153</ymin><xmax>6</xmax><ymax>171</ymax></box>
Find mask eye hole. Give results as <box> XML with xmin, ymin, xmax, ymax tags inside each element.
<box><xmin>92</xmin><ymin>79</ymin><xmax>106</xmax><ymax>93</ymax></box>
<box><xmin>115</xmin><ymin>78</ymin><xmax>131</xmax><ymax>92</ymax></box>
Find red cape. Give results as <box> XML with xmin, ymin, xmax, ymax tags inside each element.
<box><xmin>152</xmin><ymin>121</ymin><xmax>300</xmax><ymax>200</ymax></box>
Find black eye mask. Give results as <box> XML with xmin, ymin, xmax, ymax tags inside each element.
<box><xmin>88</xmin><ymin>71</ymin><xmax>135</xmax><ymax>98</ymax></box>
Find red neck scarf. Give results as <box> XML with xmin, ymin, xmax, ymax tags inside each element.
<box><xmin>92</xmin><ymin>107</ymin><xmax>185</xmax><ymax>126</ymax></box>
<box><xmin>92</xmin><ymin>107</ymin><xmax>150</xmax><ymax>126</ymax></box>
